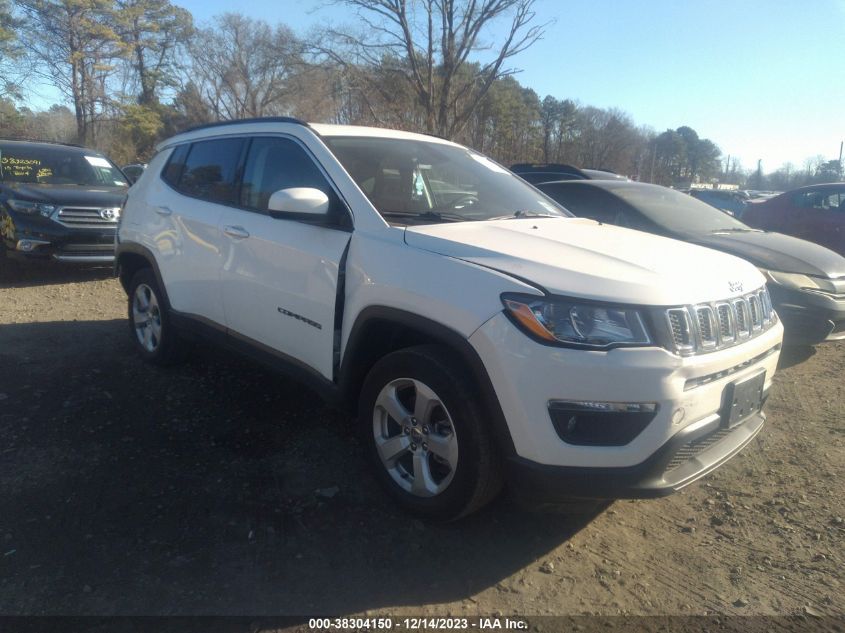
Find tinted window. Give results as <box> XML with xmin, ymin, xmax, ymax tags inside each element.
<box><xmin>607</xmin><ymin>184</ymin><xmax>750</xmax><ymax>233</ymax></box>
<box><xmin>792</xmin><ymin>189</ymin><xmax>845</xmax><ymax>211</ymax></box>
<box><xmin>540</xmin><ymin>183</ymin><xmax>644</xmax><ymax>228</ymax></box>
<box><xmin>240</xmin><ymin>137</ymin><xmax>335</xmax><ymax>212</ymax></box>
<box><xmin>178</xmin><ymin>138</ymin><xmax>245</xmax><ymax>204</ymax></box>
<box><xmin>162</xmin><ymin>145</ymin><xmax>189</xmax><ymax>186</ymax></box>
<box><xmin>0</xmin><ymin>143</ymin><xmax>127</xmax><ymax>187</ymax></box>
<box><xmin>540</xmin><ymin>183</ymin><xmax>614</xmax><ymax>221</ymax></box>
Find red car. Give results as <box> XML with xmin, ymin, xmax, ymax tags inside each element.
<box><xmin>742</xmin><ymin>183</ymin><xmax>845</xmax><ymax>256</ymax></box>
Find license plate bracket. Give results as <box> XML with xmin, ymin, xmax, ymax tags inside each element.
<box><xmin>721</xmin><ymin>370</ymin><xmax>766</xmax><ymax>429</ymax></box>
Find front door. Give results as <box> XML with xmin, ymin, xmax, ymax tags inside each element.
<box><xmin>217</xmin><ymin>135</ymin><xmax>352</xmax><ymax>380</ymax></box>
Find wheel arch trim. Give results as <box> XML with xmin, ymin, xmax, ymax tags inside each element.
<box><xmin>115</xmin><ymin>242</ymin><xmax>171</xmax><ymax>308</ymax></box>
<box><xmin>339</xmin><ymin>306</ymin><xmax>516</xmax><ymax>456</ymax></box>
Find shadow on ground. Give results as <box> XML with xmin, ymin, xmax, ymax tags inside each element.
<box><xmin>0</xmin><ymin>319</ymin><xmax>598</xmax><ymax>615</ymax></box>
<box><xmin>0</xmin><ymin>259</ymin><xmax>113</xmax><ymax>289</ymax></box>
<box><xmin>776</xmin><ymin>344</ymin><xmax>816</xmax><ymax>369</ymax></box>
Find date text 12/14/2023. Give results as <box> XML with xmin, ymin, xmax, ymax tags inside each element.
<box><xmin>308</xmin><ymin>617</ymin><xmax>529</xmax><ymax>630</ymax></box>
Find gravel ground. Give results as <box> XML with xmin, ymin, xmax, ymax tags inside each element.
<box><xmin>0</xmin><ymin>261</ymin><xmax>842</xmax><ymax>618</ymax></box>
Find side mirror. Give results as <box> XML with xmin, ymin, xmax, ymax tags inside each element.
<box><xmin>267</xmin><ymin>187</ymin><xmax>330</xmax><ymax>218</ymax></box>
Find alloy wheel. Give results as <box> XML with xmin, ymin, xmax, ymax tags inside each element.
<box><xmin>132</xmin><ymin>283</ymin><xmax>162</xmax><ymax>353</ymax></box>
<box><xmin>372</xmin><ymin>378</ymin><xmax>459</xmax><ymax>497</ymax></box>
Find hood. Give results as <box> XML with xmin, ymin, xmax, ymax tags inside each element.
<box><xmin>687</xmin><ymin>230</ymin><xmax>845</xmax><ymax>279</ymax></box>
<box><xmin>404</xmin><ymin>218</ymin><xmax>765</xmax><ymax>306</ymax></box>
<box><xmin>1</xmin><ymin>182</ymin><xmax>127</xmax><ymax>208</ymax></box>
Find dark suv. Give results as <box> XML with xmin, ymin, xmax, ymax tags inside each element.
<box><xmin>0</xmin><ymin>140</ymin><xmax>128</xmax><ymax>264</ymax></box>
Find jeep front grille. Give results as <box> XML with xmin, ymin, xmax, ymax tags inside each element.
<box><xmin>55</xmin><ymin>207</ymin><xmax>120</xmax><ymax>227</ymax></box>
<box><xmin>664</xmin><ymin>287</ymin><xmax>776</xmax><ymax>356</ymax></box>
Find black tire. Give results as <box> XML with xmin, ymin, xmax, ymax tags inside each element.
<box><xmin>126</xmin><ymin>268</ymin><xmax>185</xmax><ymax>366</ymax></box>
<box><xmin>359</xmin><ymin>344</ymin><xmax>503</xmax><ymax>521</ymax></box>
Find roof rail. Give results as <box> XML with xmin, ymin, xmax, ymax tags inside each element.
<box><xmin>178</xmin><ymin>116</ymin><xmax>309</xmax><ymax>136</ymax></box>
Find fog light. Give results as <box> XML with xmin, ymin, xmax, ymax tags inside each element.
<box><xmin>16</xmin><ymin>238</ymin><xmax>50</xmax><ymax>252</ymax></box>
<box><xmin>548</xmin><ymin>400</ymin><xmax>659</xmax><ymax>446</ymax></box>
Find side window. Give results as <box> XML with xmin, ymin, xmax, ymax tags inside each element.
<box><xmin>177</xmin><ymin>138</ymin><xmax>245</xmax><ymax>204</ymax></box>
<box><xmin>824</xmin><ymin>191</ymin><xmax>844</xmax><ymax>211</ymax></box>
<box><xmin>239</xmin><ymin>136</ymin><xmax>340</xmax><ymax>215</ymax></box>
<box><xmin>791</xmin><ymin>190</ymin><xmax>837</xmax><ymax>211</ymax></box>
<box><xmin>161</xmin><ymin>144</ymin><xmax>189</xmax><ymax>186</ymax></box>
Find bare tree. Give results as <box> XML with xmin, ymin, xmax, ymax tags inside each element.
<box><xmin>187</xmin><ymin>13</ymin><xmax>301</xmax><ymax>120</ymax></box>
<box><xmin>17</xmin><ymin>0</ymin><xmax>126</xmax><ymax>144</ymax></box>
<box><xmin>319</xmin><ymin>0</ymin><xmax>547</xmax><ymax>138</ymax></box>
<box><xmin>0</xmin><ymin>0</ymin><xmax>26</xmax><ymax>99</ymax></box>
<box><xmin>114</xmin><ymin>0</ymin><xmax>193</xmax><ymax>106</ymax></box>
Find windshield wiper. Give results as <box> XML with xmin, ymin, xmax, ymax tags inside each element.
<box><xmin>490</xmin><ymin>210</ymin><xmax>560</xmax><ymax>220</ymax></box>
<box><xmin>710</xmin><ymin>227</ymin><xmax>761</xmax><ymax>233</ymax></box>
<box><xmin>381</xmin><ymin>211</ymin><xmax>470</xmax><ymax>223</ymax></box>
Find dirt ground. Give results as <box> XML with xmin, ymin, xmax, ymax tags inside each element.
<box><xmin>0</xmin><ymin>261</ymin><xmax>842</xmax><ymax>619</ymax></box>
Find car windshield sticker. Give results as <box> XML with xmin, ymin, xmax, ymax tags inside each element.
<box><xmin>85</xmin><ymin>156</ymin><xmax>112</xmax><ymax>168</ymax></box>
<box><xmin>1</xmin><ymin>156</ymin><xmax>42</xmax><ymax>179</ymax></box>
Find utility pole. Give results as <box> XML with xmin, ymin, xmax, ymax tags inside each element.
<box><xmin>649</xmin><ymin>143</ymin><xmax>656</xmax><ymax>183</ymax></box>
<box><xmin>839</xmin><ymin>141</ymin><xmax>843</xmax><ymax>179</ymax></box>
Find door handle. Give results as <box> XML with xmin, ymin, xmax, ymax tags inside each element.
<box><xmin>155</xmin><ymin>205</ymin><xmax>173</xmax><ymax>216</ymax></box>
<box><xmin>223</xmin><ymin>225</ymin><xmax>250</xmax><ymax>239</ymax></box>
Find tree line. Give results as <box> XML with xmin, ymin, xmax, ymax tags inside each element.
<box><xmin>0</xmin><ymin>0</ymin><xmax>841</xmax><ymax>189</ymax></box>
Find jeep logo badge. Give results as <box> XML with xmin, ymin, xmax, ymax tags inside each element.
<box><xmin>728</xmin><ymin>280</ymin><xmax>743</xmax><ymax>293</ymax></box>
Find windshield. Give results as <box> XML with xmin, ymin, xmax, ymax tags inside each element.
<box><xmin>324</xmin><ymin>136</ymin><xmax>569</xmax><ymax>223</ymax></box>
<box><xmin>610</xmin><ymin>184</ymin><xmax>751</xmax><ymax>233</ymax></box>
<box><xmin>0</xmin><ymin>144</ymin><xmax>128</xmax><ymax>187</ymax></box>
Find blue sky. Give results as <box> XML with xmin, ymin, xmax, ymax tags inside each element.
<box><xmin>30</xmin><ymin>0</ymin><xmax>845</xmax><ymax>171</ymax></box>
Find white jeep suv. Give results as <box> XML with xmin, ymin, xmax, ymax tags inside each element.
<box><xmin>116</xmin><ymin>118</ymin><xmax>783</xmax><ymax>520</ymax></box>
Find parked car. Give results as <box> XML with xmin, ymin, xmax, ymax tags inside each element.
<box><xmin>742</xmin><ymin>183</ymin><xmax>845</xmax><ymax>257</ymax></box>
<box><xmin>535</xmin><ymin>179</ymin><xmax>845</xmax><ymax>344</ymax></box>
<box><xmin>117</xmin><ymin>118</ymin><xmax>782</xmax><ymax>520</ymax></box>
<box><xmin>0</xmin><ymin>140</ymin><xmax>128</xmax><ymax>264</ymax></box>
<box><xmin>121</xmin><ymin>163</ymin><xmax>147</xmax><ymax>184</ymax></box>
<box><xmin>689</xmin><ymin>188</ymin><xmax>749</xmax><ymax>218</ymax></box>
<box><xmin>510</xmin><ymin>163</ymin><xmax>629</xmax><ymax>185</ymax></box>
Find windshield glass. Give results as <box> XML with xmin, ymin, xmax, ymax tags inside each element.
<box><xmin>610</xmin><ymin>183</ymin><xmax>751</xmax><ymax>233</ymax></box>
<box><xmin>0</xmin><ymin>144</ymin><xmax>128</xmax><ymax>187</ymax></box>
<box><xmin>324</xmin><ymin>136</ymin><xmax>569</xmax><ymax>223</ymax></box>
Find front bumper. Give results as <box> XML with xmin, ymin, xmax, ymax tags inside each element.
<box><xmin>769</xmin><ymin>283</ymin><xmax>845</xmax><ymax>344</ymax></box>
<box><xmin>508</xmin><ymin>411</ymin><xmax>765</xmax><ymax>502</ymax></box>
<box><xmin>1</xmin><ymin>210</ymin><xmax>115</xmax><ymax>264</ymax></box>
<box><xmin>469</xmin><ymin>312</ymin><xmax>782</xmax><ymax>498</ymax></box>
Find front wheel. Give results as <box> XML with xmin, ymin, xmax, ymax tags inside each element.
<box><xmin>359</xmin><ymin>345</ymin><xmax>503</xmax><ymax>521</ymax></box>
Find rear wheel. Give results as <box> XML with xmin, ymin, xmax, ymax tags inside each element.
<box><xmin>359</xmin><ymin>344</ymin><xmax>503</xmax><ymax>521</ymax></box>
<box><xmin>127</xmin><ymin>268</ymin><xmax>185</xmax><ymax>365</ymax></box>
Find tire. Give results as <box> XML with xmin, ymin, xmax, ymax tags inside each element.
<box><xmin>359</xmin><ymin>344</ymin><xmax>503</xmax><ymax>521</ymax></box>
<box><xmin>127</xmin><ymin>268</ymin><xmax>185</xmax><ymax>366</ymax></box>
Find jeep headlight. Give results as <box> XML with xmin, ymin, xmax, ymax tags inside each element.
<box><xmin>502</xmin><ymin>294</ymin><xmax>651</xmax><ymax>349</ymax></box>
<box><xmin>6</xmin><ymin>199</ymin><xmax>56</xmax><ymax>218</ymax></box>
<box><xmin>762</xmin><ymin>269</ymin><xmax>838</xmax><ymax>294</ymax></box>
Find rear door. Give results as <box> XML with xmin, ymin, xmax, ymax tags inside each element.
<box><xmin>152</xmin><ymin>137</ymin><xmax>246</xmax><ymax>327</ymax></box>
<box><xmin>217</xmin><ymin>135</ymin><xmax>352</xmax><ymax>379</ymax></box>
